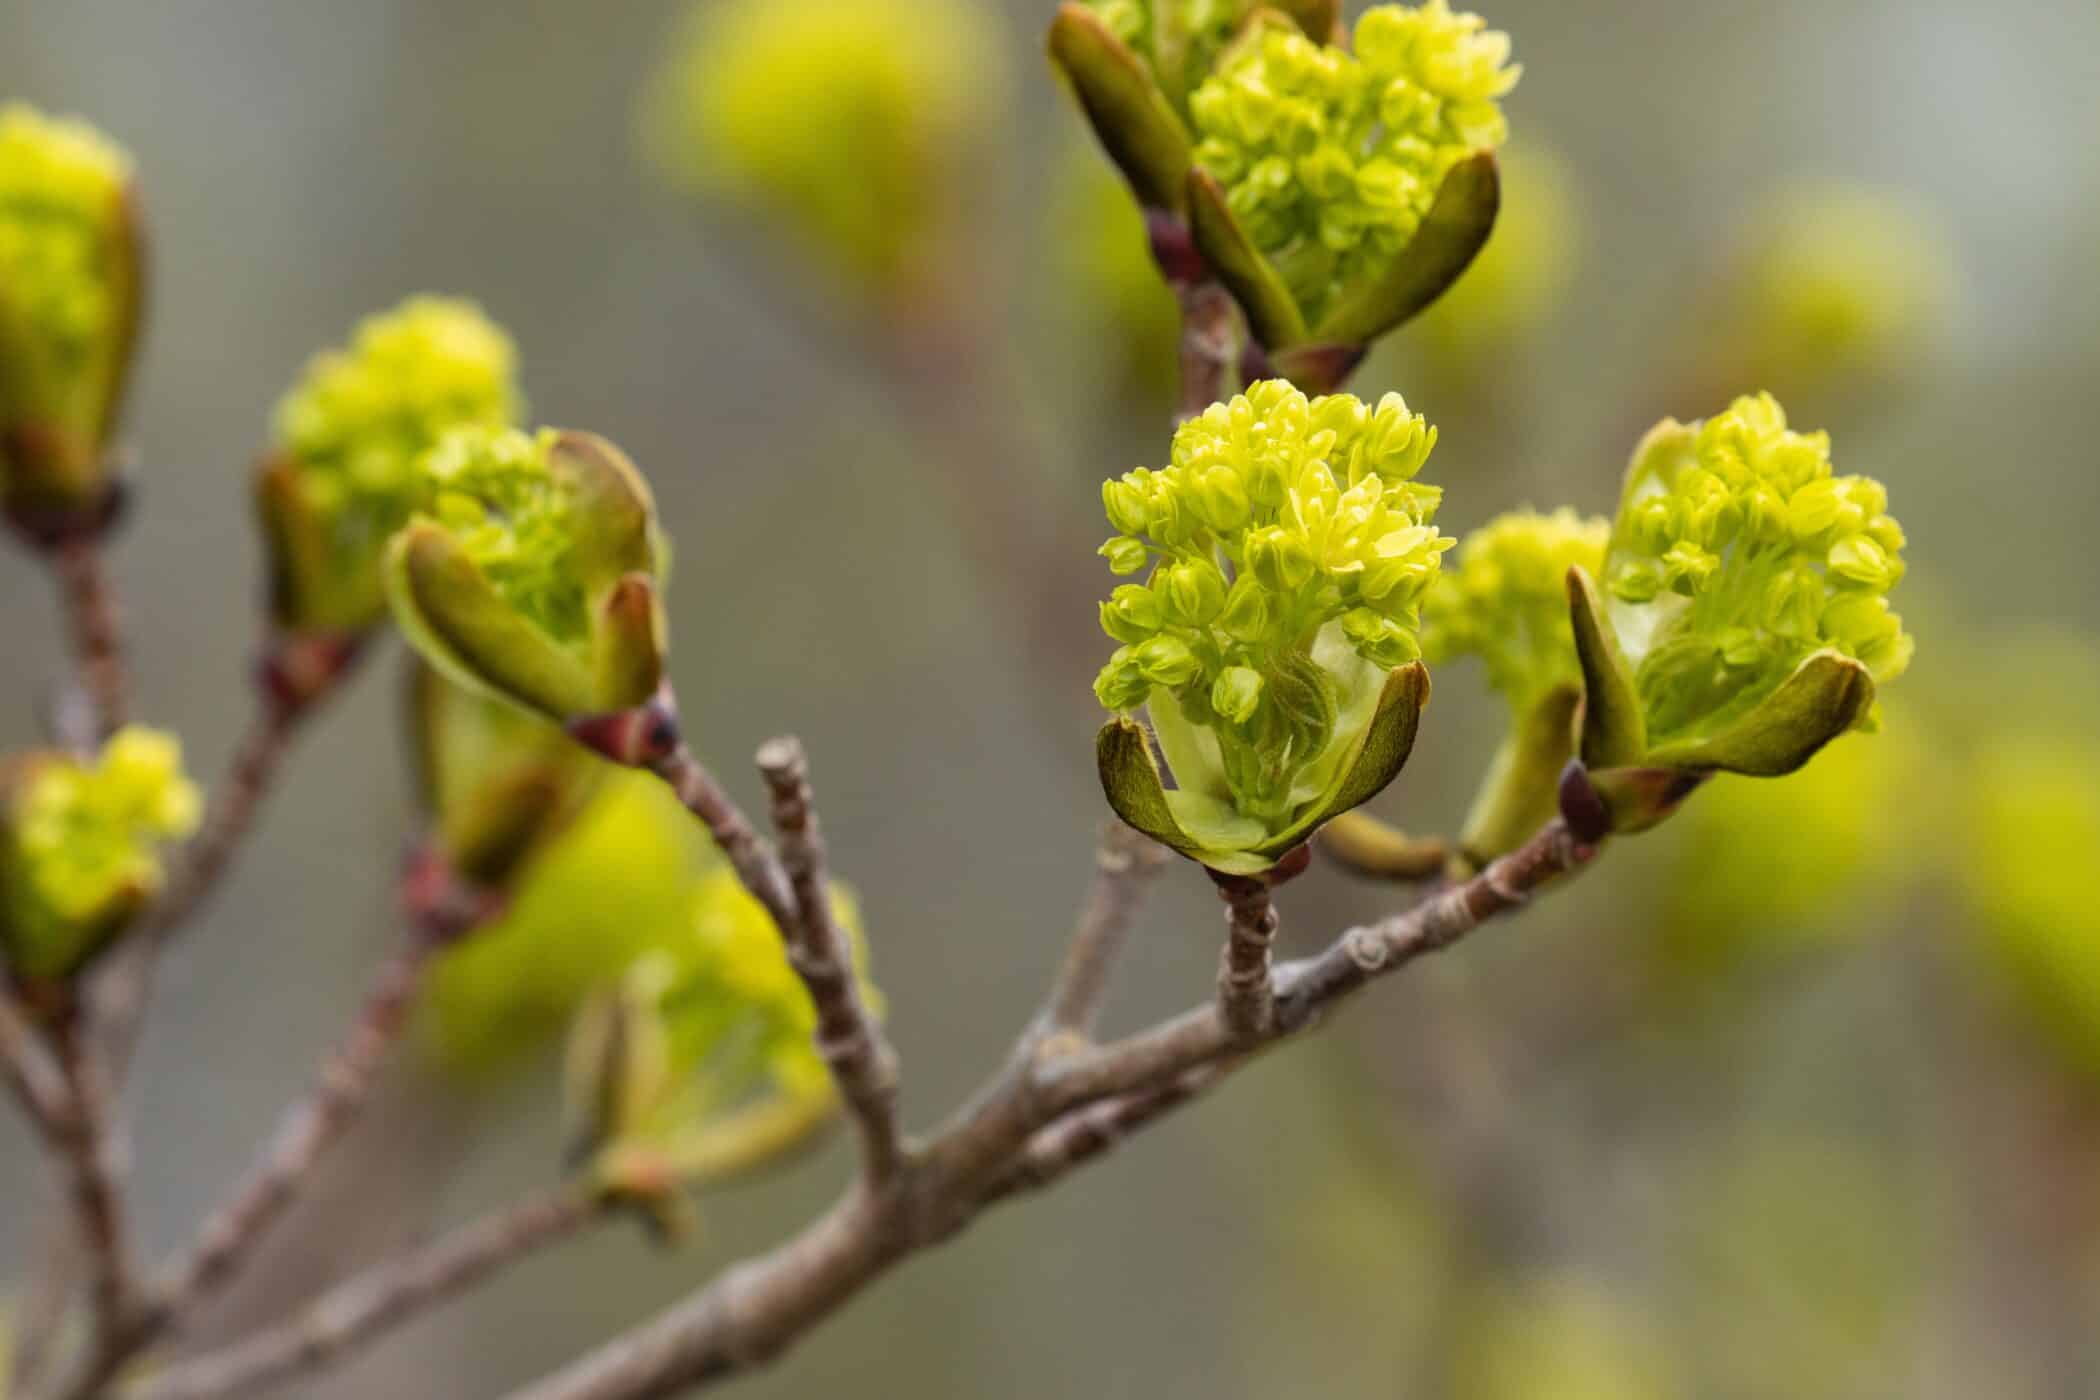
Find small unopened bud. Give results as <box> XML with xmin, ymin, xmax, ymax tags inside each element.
<box><xmin>1099</xmin><ymin>582</ymin><xmax>1165</xmax><ymax>644</ymax></box>
<box><xmin>1211</xmin><ymin>666</ymin><xmax>1264</xmax><ymax>725</ymax></box>
<box><xmin>1098</xmin><ymin>535</ymin><xmax>1150</xmax><ymax>575</ymax></box>
<box><xmin>1160</xmin><ymin>558</ymin><xmax>1227</xmax><ymax>626</ymax></box>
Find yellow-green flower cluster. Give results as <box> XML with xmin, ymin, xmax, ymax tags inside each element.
<box><xmin>423</xmin><ymin>426</ymin><xmax>593</xmax><ymax>646</ymax></box>
<box><xmin>1605</xmin><ymin>393</ymin><xmax>1911</xmax><ymax>748</ymax></box>
<box><xmin>427</xmin><ymin>773</ymin><xmax>708</xmax><ymax>1073</ymax></box>
<box><xmin>1085</xmin><ymin>0</ymin><xmax>1272</xmax><ymax>114</ymax></box>
<box><xmin>276</xmin><ymin>298</ymin><xmax>519</xmax><ymax>545</ymax></box>
<box><xmin>1095</xmin><ymin>380</ymin><xmax>1450</xmax><ymax>828</ymax></box>
<box><xmin>1424</xmin><ymin>507</ymin><xmax>1607</xmax><ymax>715</ymax></box>
<box><xmin>565</xmin><ymin>865</ymin><xmax>875</xmax><ymax>1156</ymax></box>
<box><xmin>265</xmin><ymin>297</ymin><xmax>521</xmax><ymax>630</ymax></box>
<box><xmin>0</xmin><ymin>105</ymin><xmax>129</xmax><ymax>386</ymax></box>
<box><xmin>1</xmin><ymin>727</ymin><xmax>200</xmax><ymax>981</ymax></box>
<box><xmin>0</xmin><ymin>104</ymin><xmax>134</xmax><ymax>501</ymax></box>
<box><xmin>648</xmin><ymin>0</ymin><xmax>1003</xmax><ymax>295</ymax></box>
<box><xmin>1727</xmin><ymin>182</ymin><xmax>1953</xmax><ymax>391</ymax></box>
<box><xmin>1188</xmin><ymin>2</ymin><xmax>1517</xmax><ymax>326</ymax></box>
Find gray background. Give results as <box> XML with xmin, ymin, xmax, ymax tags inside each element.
<box><xmin>4</xmin><ymin>1</ymin><xmax>2099</xmax><ymax>1396</ymax></box>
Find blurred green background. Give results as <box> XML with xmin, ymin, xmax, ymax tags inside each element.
<box><xmin>5</xmin><ymin>0</ymin><xmax>2100</xmax><ymax>1395</ymax></box>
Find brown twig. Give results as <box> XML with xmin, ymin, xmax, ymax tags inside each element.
<box><xmin>49</xmin><ymin>534</ymin><xmax>129</xmax><ymax>737</ymax></box>
<box><xmin>754</xmin><ymin>737</ymin><xmax>905</xmax><ymax>1182</ymax></box>
<box><xmin>51</xmin><ymin>918</ymin><xmax>452</xmax><ymax>1400</ymax></box>
<box><xmin>1210</xmin><ymin>874</ymin><xmax>1278</xmax><ymax>1039</ymax></box>
<box><xmin>982</xmin><ymin>1063</ymin><xmax>1226</xmax><ymax>1206</ymax></box>
<box><xmin>1041</xmin><ymin>823</ymin><xmax>1169</xmax><ymax>1037</ymax></box>
<box><xmin>121</xmin><ymin>1182</ymin><xmax>607</xmax><ymax>1400</ymax></box>
<box><xmin>643</xmin><ymin>741</ymin><xmax>799</xmax><ymax>944</ymax></box>
<box><xmin>0</xmin><ymin>988</ymin><xmax>73</xmax><ymax>1132</ymax></box>
<box><xmin>46</xmin><ymin>1014</ymin><xmax>137</xmax><ymax>1354</ymax></box>
<box><xmin>146</xmin><ymin>929</ymin><xmax>440</xmax><ymax>1318</ymax></box>
<box><xmin>499</xmin><ymin>817</ymin><xmax>1599</xmax><ymax>1400</ymax></box>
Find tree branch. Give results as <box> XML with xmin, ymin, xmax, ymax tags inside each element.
<box><xmin>49</xmin><ymin>534</ymin><xmax>129</xmax><ymax>737</ymax></box>
<box><xmin>0</xmin><ymin>987</ymin><xmax>73</xmax><ymax>1133</ymax></box>
<box><xmin>52</xmin><ymin>920</ymin><xmax>450</xmax><ymax>1399</ymax></box>
<box><xmin>46</xmin><ymin>1014</ymin><xmax>137</xmax><ymax>1353</ymax></box>
<box><xmin>499</xmin><ymin>817</ymin><xmax>1600</xmax><ymax>1400</ymax></box>
<box><xmin>146</xmin><ymin>927</ymin><xmax>441</xmax><ymax>1326</ymax></box>
<box><xmin>1040</xmin><ymin>823</ymin><xmax>1168</xmax><ymax>1037</ymax></box>
<box><xmin>753</xmin><ymin>737</ymin><xmax>904</xmax><ymax>1181</ymax></box>
<box><xmin>122</xmin><ymin>1182</ymin><xmax>606</xmax><ymax>1400</ymax></box>
<box><xmin>1210</xmin><ymin>874</ymin><xmax>1277</xmax><ymax>1038</ymax></box>
<box><xmin>642</xmin><ymin>742</ymin><xmax>799</xmax><ymax>945</ymax></box>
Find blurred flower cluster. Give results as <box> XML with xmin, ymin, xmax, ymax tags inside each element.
<box><xmin>0</xmin><ymin>727</ymin><xmax>199</xmax><ymax>983</ymax></box>
<box><xmin>643</xmin><ymin>0</ymin><xmax>1005</xmax><ymax>301</ymax></box>
<box><xmin>260</xmin><ymin>296</ymin><xmax>522</xmax><ymax>634</ymax></box>
<box><xmin>0</xmin><ymin>102</ymin><xmax>139</xmax><ymax>514</ymax></box>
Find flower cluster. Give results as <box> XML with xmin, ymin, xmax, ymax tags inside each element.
<box><xmin>647</xmin><ymin>0</ymin><xmax>1003</xmax><ymax>296</ymax></box>
<box><xmin>263</xmin><ymin>296</ymin><xmax>521</xmax><ymax>631</ymax></box>
<box><xmin>1603</xmin><ymin>393</ymin><xmax>1911</xmax><ymax>749</ymax></box>
<box><xmin>424</xmin><ymin>427</ymin><xmax>593</xmax><ymax>646</ymax></box>
<box><xmin>1188</xmin><ymin>2</ymin><xmax>1517</xmax><ymax>326</ymax></box>
<box><xmin>1424</xmin><ymin>507</ymin><xmax>1607</xmax><ymax>716</ymax></box>
<box><xmin>1726</xmin><ymin>183</ymin><xmax>1953</xmax><ymax>392</ymax></box>
<box><xmin>564</xmin><ymin>866</ymin><xmax>876</xmax><ymax>1162</ymax></box>
<box><xmin>1085</xmin><ymin>0</ymin><xmax>1281</xmax><ymax>113</ymax></box>
<box><xmin>0</xmin><ymin>727</ymin><xmax>200</xmax><ymax>981</ymax></box>
<box><xmin>1095</xmin><ymin>380</ymin><xmax>1449</xmax><ymax>836</ymax></box>
<box><xmin>388</xmin><ymin>424</ymin><xmax>667</xmax><ymax>722</ymax></box>
<box><xmin>0</xmin><ymin>103</ymin><xmax>136</xmax><ymax>506</ymax></box>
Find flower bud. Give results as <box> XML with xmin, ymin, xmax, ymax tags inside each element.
<box><xmin>0</xmin><ymin>105</ymin><xmax>141</xmax><ymax>517</ymax></box>
<box><xmin>1570</xmin><ymin>394</ymin><xmax>1911</xmax><ymax>809</ymax></box>
<box><xmin>0</xmin><ymin>727</ymin><xmax>200</xmax><ymax>983</ymax></box>
<box><xmin>1103</xmin><ymin>477</ymin><xmax>1152</xmax><ymax>536</ymax></box>
<box><xmin>646</xmin><ymin>0</ymin><xmax>1006</xmax><ymax>304</ymax></box>
<box><xmin>1091</xmin><ymin>381</ymin><xmax>1444</xmax><ymax>872</ymax></box>
<box><xmin>1341</xmin><ymin>607</ymin><xmax>1421</xmax><ymax>668</ymax></box>
<box><xmin>1183</xmin><ymin>3</ymin><xmax>1516</xmax><ymax>352</ymax></box>
<box><xmin>386</xmin><ymin>426</ymin><xmax>670</xmax><ymax>724</ymax></box>
<box><xmin>1134</xmin><ymin>634</ymin><xmax>1202</xmax><ymax>687</ymax></box>
<box><xmin>1160</xmin><ymin>558</ymin><xmax>1227</xmax><ymax>626</ymax></box>
<box><xmin>1099</xmin><ymin>582</ymin><xmax>1165</xmax><ymax>643</ymax></box>
<box><xmin>261</xmin><ymin>297</ymin><xmax>522</xmax><ymax>634</ymax></box>
<box><xmin>1098</xmin><ymin>534</ymin><xmax>1150</xmax><ymax>575</ymax></box>
<box><xmin>1211</xmin><ymin>665</ymin><xmax>1265</xmax><ymax>725</ymax></box>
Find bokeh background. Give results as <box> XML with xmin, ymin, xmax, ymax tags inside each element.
<box><xmin>5</xmin><ymin>0</ymin><xmax>2100</xmax><ymax>1395</ymax></box>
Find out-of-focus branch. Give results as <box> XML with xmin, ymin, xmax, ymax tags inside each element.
<box><xmin>46</xmin><ymin>1015</ymin><xmax>137</xmax><ymax>1355</ymax></box>
<box><xmin>754</xmin><ymin>737</ymin><xmax>904</xmax><ymax>1182</ymax></box>
<box><xmin>143</xmin><ymin>928</ymin><xmax>443</xmax><ymax>1327</ymax></box>
<box><xmin>121</xmin><ymin>1182</ymin><xmax>607</xmax><ymax>1400</ymax></box>
<box><xmin>0</xmin><ymin>988</ymin><xmax>73</xmax><ymax>1132</ymax></box>
<box><xmin>54</xmin><ymin>859</ymin><xmax>478</xmax><ymax>1400</ymax></box>
<box><xmin>499</xmin><ymin>817</ymin><xmax>1600</xmax><ymax>1400</ymax></box>
<box><xmin>1041</xmin><ymin>823</ymin><xmax>1168</xmax><ymax>1037</ymax></box>
<box><xmin>49</xmin><ymin>533</ymin><xmax>129</xmax><ymax>737</ymax></box>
